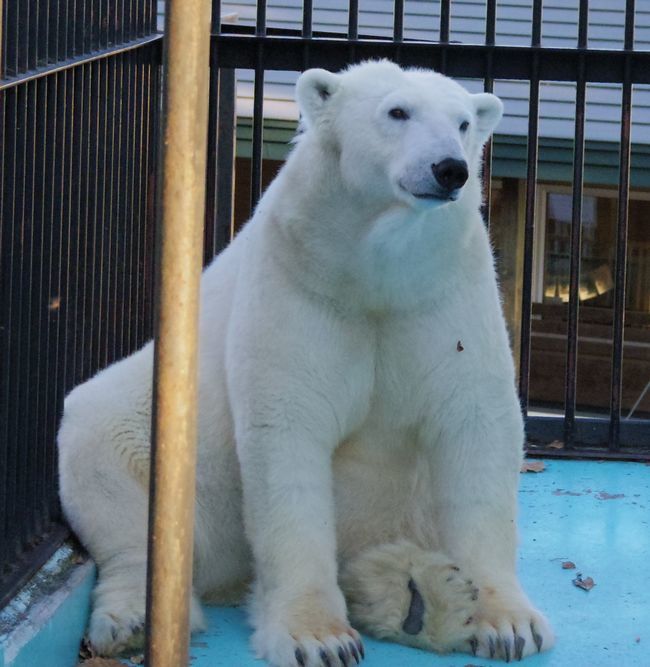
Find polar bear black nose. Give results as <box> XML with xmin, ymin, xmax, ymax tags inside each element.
<box><xmin>432</xmin><ymin>158</ymin><xmax>469</xmax><ymax>191</ymax></box>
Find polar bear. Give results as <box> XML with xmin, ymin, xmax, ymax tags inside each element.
<box><xmin>58</xmin><ymin>60</ymin><xmax>554</xmax><ymax>666</ymax></box>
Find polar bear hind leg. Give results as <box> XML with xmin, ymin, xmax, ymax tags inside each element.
<box><xmin>58</xmin><ymin>398</ymin><xmax>204</xmax><ymax>655</ymax></box>
<box><xmin>340</xmin><ymin>541</ymin><xmax>479</xmax><ymax>655</ymax></box>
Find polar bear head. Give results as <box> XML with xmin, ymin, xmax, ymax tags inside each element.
<box><xmin>295</xmin><ymin>60</ymin><xmax>503</xmax><ymax>210</ymax></box>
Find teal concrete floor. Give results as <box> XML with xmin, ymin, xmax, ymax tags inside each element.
<box><xmin>135</xmin><ymin>460</ymin><xmax>650</xmax><ymax>667</ymax></box>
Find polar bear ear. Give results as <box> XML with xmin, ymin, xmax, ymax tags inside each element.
<box><xmin>296</xmin><ymin>68</ymin><xmax>341</xmax><ymax>125</ymax></box>
<box><xmin>472</xmin><ymin>92</ymin><xmax>504</xmax><ymax>138</ymax></box>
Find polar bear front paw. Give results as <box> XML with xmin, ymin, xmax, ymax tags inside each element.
<box><xmin>88</xmin><ymin>603</ymin><xmax>147</xmax><ymax>655</ymax></box>
<box><xmin>468</xmin><ymin>588</ymin><xmax>555</xmax><ymax>661</ymax></box>
<box><xmin>340</xmin><ymin>541</ymin><xmax>479</xmax><ymax>654</ymax></box>
<box><xmin>251</xmin><ymin>589</ymin><xmax>364</xmax><ymax>667</ymax></box>
<box><xmin>88</xmin><ymin>586</ymin><xmax>205</xmax><ymax>656</ymax></box>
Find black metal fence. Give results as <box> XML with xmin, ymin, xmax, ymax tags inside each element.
<box><xmin>207</xmin><ymin>0</ymin><xmax>650</xmax><ymax>458</ymax></box>
<box><xmin>1</xmin><ymin>0</ymin><xmax>649</xmax><ymax>608</ymax></box>
<box><xmin>0</xmin><ymin>0</ymin><xmax>162</xmax><ymax>606</ymax></box>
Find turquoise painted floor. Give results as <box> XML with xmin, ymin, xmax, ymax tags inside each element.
<box><xmin>143</xmin><ymin>460</ymin><xmax>650</xmax><ymax>667</ymax></box>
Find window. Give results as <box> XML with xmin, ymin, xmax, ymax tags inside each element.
<box><xmin>529</xmin><ymin>186</ymin><xmax>650</xmax><ymax>417</ymax></box>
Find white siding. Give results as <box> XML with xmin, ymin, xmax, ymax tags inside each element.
<box><xmin>159</xmin><ymin>1</ymin><xmax>650</xmax><ymax>143</ymax></box>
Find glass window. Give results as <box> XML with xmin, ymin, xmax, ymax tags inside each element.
<box><xmin>529</xmin><ymin>189</ymin><xmax>650</xmax><ymax>417</ymax></box>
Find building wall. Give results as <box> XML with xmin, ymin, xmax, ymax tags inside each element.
<box><xmin>221</xmin><ymin>0</ymin><xmax>650</xmax><ymax>144</ymax></box>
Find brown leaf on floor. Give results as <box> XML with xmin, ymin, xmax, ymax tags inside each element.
<box><xmin>562</xmin><ymin>561</ymin><xmax>576</xmax><ymax>569</ymax></box>
<box><xmin>76</xmin><ymin>659</ymin><xmax>126</xmax><ymax>667</ymax></box>
<box><xmin>595</xmin><ymin>491</ymin><xmax>625</xmax><ymax>500</ymax></box>
<box><xmin>573</xmin><ymin>573</ymin><xmax>595</xmax><ymax>591</ymax></box>
<box><xmin>547</xmin><ymin>440</ymin><xmax>564</xmax><ymax>449</ymax></box>
<box><xmin>521</xmin><ymin>460</ymin><xmax>545</xmax><ymax>473</ymax></box>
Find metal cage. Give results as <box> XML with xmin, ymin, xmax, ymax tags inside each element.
<box><xmin>1</xmin><ymin>0</ymin><xmax>649</xmax><ymax>619</ymax></box>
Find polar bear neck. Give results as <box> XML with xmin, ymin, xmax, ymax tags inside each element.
<box><xmin>256</xmin><ymin>134</ymin><xmax>493</xmax><ymax>315</ymax></box>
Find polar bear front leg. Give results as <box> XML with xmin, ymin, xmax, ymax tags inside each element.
<box><xmin>426</xmin><ymin>409</ymin><xmax>555</xmax><ymax>661</ymax></box>
<box><xmin>237</xmin><ymin>419</ymin><xmax>364</xmax><ymax>667</ymax></box>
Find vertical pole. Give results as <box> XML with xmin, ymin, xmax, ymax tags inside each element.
<box><xmin>144</xmin><ymin>0</ymin><xmax>211</xmax><ymax>664</ymax></box>
<box><xmin>0</xmin><ymin>0</ymin><xmax>4</xmax><ymax>77</ymax></box>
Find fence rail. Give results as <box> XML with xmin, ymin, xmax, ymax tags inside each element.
<box><xmin>0</xmin><ymin>0</ymin><xmax>161</xmax><ymax>607</ymax></box>
<box><xmin>2</xmin><ymin>0</ymin><xmax>650</xmax><ymax>610</ymax></box>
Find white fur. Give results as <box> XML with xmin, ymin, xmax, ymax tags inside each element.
<box><xmin>58</xmin><ymin>61</ymin><xmax>554</xmax><ymax>666</ymax></box>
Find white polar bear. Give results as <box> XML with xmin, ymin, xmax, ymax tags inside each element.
<box><xmin>58</xmin><ymin>60</ymin><xmax>554</xmax><ymax>666</ymax></box>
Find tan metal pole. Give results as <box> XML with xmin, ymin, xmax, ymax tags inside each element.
<box><xmin>145</xmin><ymin>0</ymin><xmax>211</xmax><ymax>664</ymax></box>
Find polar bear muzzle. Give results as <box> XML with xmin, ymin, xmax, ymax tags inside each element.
<box><xmin>432</xmin><ymin>158</ymin><xmax>469</xmax><ymax>194</ymax></box>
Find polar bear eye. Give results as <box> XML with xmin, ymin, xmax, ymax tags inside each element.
<box><xmin>459</xmin><ymin>120</ymin><xmax>470</xmax><ymax>132</ymax></box>
<box><xmin>388</xmin><ymin>107</ymin><xmax>410</xmax><ymax>121</ymax></box>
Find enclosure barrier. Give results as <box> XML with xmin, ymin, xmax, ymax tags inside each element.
<box><xmin>0</xmin><ymin>0</ymin><xmax>162</xmax><ymax>608</ymax></box>
<box><xmin>1</xmin><ymin>0</ymin><xmax>650</xmax><ymax>647</ymax></box>
<box><xmin>144</xmin><ymin>0</ymin><xmax>211</xmax><ymax>663</ymax></box>
<box><xmin>206</xmin><ymin>0</ymin><xmax>650</xmax><ymax>457</ymax></box>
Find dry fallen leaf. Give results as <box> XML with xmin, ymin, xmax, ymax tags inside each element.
<box><xmin>562</xmin><ymin>561</ymin><xmax>576</xmax><ymax>569</ymax></box>
<box><xmin>521</xmin><ymin>460</ymin><xmax>545</xmax><ymax>473</ymax></box>
<box><xmin>573</xmin><ymin>573</ymin><xmax>595</xmax><ymax>591</ymax></box>
<box><xmin>595</xmin><ymin>491</ymin><xmax>625</xmax><ymax>500</ymax></box>
<box><xmin>547</xmin><ymin>440</ymin><xmax>564</xmax><ymax>449</ymax></box>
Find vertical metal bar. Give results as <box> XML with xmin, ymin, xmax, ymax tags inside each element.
<box><xmin>28</xmin><ymin>0</ymin><xmax>38</xmax><ymax>70</ymax></box>
<box><xmin>42</xmin><ymin>71</ymin><xmax>59</xmax><ymax>524</ymax></box>
<box><xmin>251</xmin><ymin>63</ymin><xmax>264</xmax><ymax>211</ymax></box>
<box><xmin>77</xmin><ymin>64</ymin><xmax>92</xmax><ymax>383</ymax></box>
<box><xmin>113</xmin><ymin>54</ymin><xmax>127</xmax><ymax>361</ymax></box>
<box><xmin>29</xmin><ymin>76</ymin><xmax>48</xmax><ymax>535</ymax></box>
<box><xmin>104</xmin><ymin>54</ymin><xmax>118</xmax><ymax>366</ymax></box>
<box><xmin>132</xmin><ymin>48</ymin><xmax>145</xmax><ymax>346</ymax></box>
<box><xmin>440</xmin><ymin>0</ymin><xmax>450</xmax><ymax>41</ymax></box>
<box><xmin>393</xmin><ymin>0</ymin><xmax>404</xmax><ymax>42</ymax></box>
<box><xmin>216</xmin><ymin>68</ymin><xmax>236</xmax><ymax>253</ymax></box>
<box><xmin>256</xmin><ymin>0</ymin><xmax>266</xmax><ymax>35</ymax></box>
<box><xmin>144</xmin><ymin>0</ymin><xmax>211</xmax><ymax>664</ymax></box>
<box><xmin>518</xmin><ymin>0</ymin><xmax>543</xmax><ymax>414</ymax></box>
<box><xmin>0</xmin><ymin>88</ymin><xmax>17</xmax><ymax>562</ymax></box>
<box><xmin>120</xmin><ymin>51</ymin><xmax>134</xmax><ymax>356</ymax></box>
<box><xmin>250</xmin><ymin>1</ymin><xmax>266</xmax><ymax>211</ymax></box>
<box><xmin>84</xmin><ymin>62</ymin><xmax>100</xmax><ymax>379</ymax></box>
<box><xmin>0</xmin><ymin>0</ymin><xmax>4</xmax><ymax>77</ymax></box>
<box><xmin>203</xmin><ymin>64</ymin><xmax>220</xmax><ymax>264</ymax></box>
<box><xmin>481</xmin><ymin>0</ymin><xmax>497</xmax><ymax>226</ymax></box>
<box><xmin>212</xmin><ymin>0</ymin><xmax>222</xmax><ymax>34</ymax></box>
<box><xmin>92</xmin><ymin>57</ymin><xmax>107</xmax><ymax>371</ymax></box>
<box><xmin>348</xmin><ymin>0</ymin><xmax>358</xmax><ymax>40</ymax></box>
<box><xmin>302</xmin><ymin>0</ymin><xmax>313</xmax><ymax>38</ymax></box>
<box><xmin>301</xmin><ymin>0</ymin><xmax>313</xmax><ymax>68</ymax></box>
<box><xmin>5</xmin><ymin>0</ymin><xmax>17</xmax><ymax>75</ymax></box>
<box><xmin>0</xmin><ymin>74</ymin><xmax>9</xmax><ymax>567</ymax></box>
<box><xmin>609</xmin><ymin>0</ymin><xmax>635</xmax><ymax>451</ymax></box>
<box><xmin>439</xmin><ymin>0</ymin><xmax>451</xmax><ymax>72</ymax></box>
<box><xmin>39</xmin><ymin>0</ymin><xmax>49</xmax><ymax>65</ymax></box>
<box><xmin>8</xmin><ymin>81</ymin><xmax>28</xmax><ymax>554</ymax></box>
<box><xmin>140</xmin><ymin>50</ymin><xmax>155</xmax><ymax>345</ymax></box>
<box><xmin>563</xmin><ymin>0</ymin><xmax>588</xmax><ymax>448</ymax></box>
